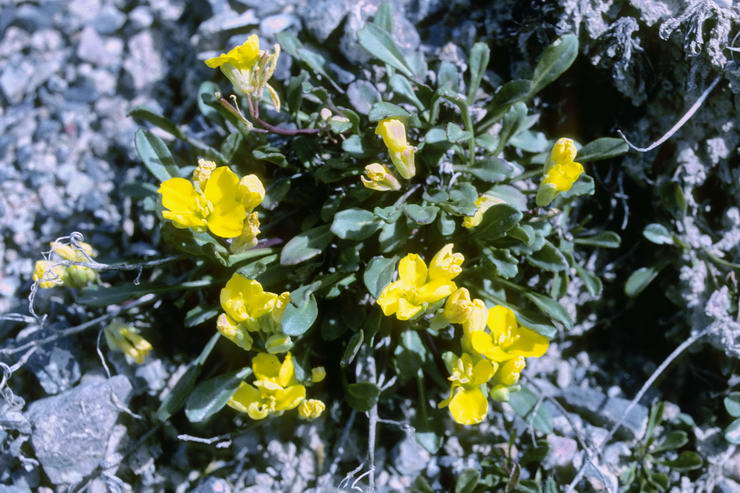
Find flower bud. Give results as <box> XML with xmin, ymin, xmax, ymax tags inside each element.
<box><xmin>238</xmin><ymin>174</ymin><xmax>266</xmax><ymax>211</ymax></box>
<box><xmin>311</xmin><ymin>366</ymin><xmax>326</xmax><ymax>383</ymax></box>
<box><xmin>217</xmin><ymin>313</ymin><xmax>254</xmax><ymax>351</ymax></box>
<box><xmin>104</xmin><ymin>319</ymin><xmax>152</xmax><ymax>364</ymax></box>
<box><xmin>33</xmin><ymin>260</ymin><xmax>65</xmax><ymax>289</ymax></box>
<box><xmin>429</xmin><ymin>244</ymin><xmax>464</xmax><ymax>281</ymax></box>
<box><xmin>265</xmin><ymin>334</ymin><xmax>293</xmax><ymax>354</ymax></box>
<box><xmin>361</xmin><ymin>163</ymin><xmax>401</xmax><ymax>192</ymax></box>
<box><xmin>298</xmin><ymin>399</ymin><xmax>326</xmax><ymax>420</ymax></box>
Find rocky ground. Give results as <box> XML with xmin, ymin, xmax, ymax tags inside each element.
<box><xmin>1</xmin><ymin>0</ymin><xmax>738</xmax><ymax>492</ymax></box>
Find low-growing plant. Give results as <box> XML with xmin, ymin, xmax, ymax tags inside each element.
<box><xmin>27</xmin><ymin>2</ymin><xmax>633</xmax><ymax>488</ymax></box>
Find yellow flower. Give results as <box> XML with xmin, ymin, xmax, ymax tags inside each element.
<box><xmin>311</xmin><ymin>366</ymin><xmax>326</xmax><ymax>383</ymax></box>
<box><xmin>205</xmin><ymin>34</ymin><xmax>282</xmax><ymax>111</ymax></box>
<box><xmin>444</xmin><ymin>288</ymin><xmax>488</xmax><ymax>339</ymax></box>
<box><xmin>462</xmin><ymin>195</ymin><xmax>504</xmax><ymax>229</ymax></box>
<box><xmin>536</xmin><ymin>138</ymin><xmax>584</xmax><ymax>206</ymax></box>
<box><xmin>158</xmin><ymin>166</ymin><xmax>249</xmax><ymax>239</ymax></box>
<box><xmin>361</xmin><ymin>163</ymin><xmax>401</xmax><ymax>191</ymax></box>
<box><xmin>104</xmin><ymin>319</ymin><xmax>153</xmax><ymax>364</ymax></box>
<box><xmin>33</xmin><ymin>260</ymin><xmax>65</xmax><ymax>289</ymax></box>
<box><xmin>64</xmin><ymin>264</ymin><xmax>97</xmax><ymax>288</ymax></box>
<box><xmin>470</xmin><ymin>305</ymin><xmax>550</xmax><ymax>362</ymax></box>
<box><xmin>495</xmin><ymin>356</ymin><xmax>526</xmax><ymax>386</ymax></box>
<box><xmin>228</xmin><ymin>353</ymin><xmax>306</xmax><ymax>420</ymax></box>
<box><xmin>271</xmin><ymin>292</ymin><xmax>291</xmax><ymax>324</ymax></box>
<box><xmin>205</xmin><ymin>34</ymin><xmax>261</xmax><ymax>70</ymax></box>
<box><xmin>375</xmin><ymin>118</ymin><xmax>416</xmax><ymax>179</ymax></box>
<box><xmin>428</xmin><ymin>243</ymin><xmax>464</xmax><ymax>281</ymax></box>
<box><xmin>438</xmin><ymin>353</ymin><xmax>495</xmax><ymax>425</ymax></box>
<box><xmin>298</xmin><ymin>399</ymin><xmax>326</xmax><ymax>420</ymax></box>
<box><xmin>238</xmin><ymin>174</ymin><xmax>266</xmax><ymax>211</ymax></box>
<box><xmin>376</xmin><ymin>244</ymin><xmax>463</xmax><ymax>320</ymax></box>
<box><xmin>217</xmin><ymin>274</ymin><xmax>286</xmax><ymax>350</ymax></box>
<box><xmin>50</xmin><ymin>240</ymin><xmax>96</xmax><ymax>262</ymax></box>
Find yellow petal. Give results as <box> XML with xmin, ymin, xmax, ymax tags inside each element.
<box><xmin>449</xmin><ymin>387</ymin><xmax>488</xmax><ymax>425</ymax></box>
<box><xmin>275</xmin><ymin>384</ymin><xmax>306</xmax><ymax>411</ymax></box>
<box><xmin>375</xmin><ymin>118</ymin><xmax>408</xmax><ymax>153</ymax></box>
<box><xmin>470</xmin><ymin>331</ymin><xmax>512</xmax><ymax>362</ymax></box>
<box><xmin>507</xmin><ymin>327</ymin><xmax>550</xmax><ymax>358</ymax></box>
<box><xmin>205</xmin><ymin>34</ymin><xmax>260</xmax><ymax>70</ymax></box>
<box><xmin>220</xmin><ymin>274</ymin><xmax>276</xmax><ymax>322</ymax></box>
<box><xmin>444</xmin><ymin>287</ymin><xmax>472</xmax><ymax>324</ymax></box>
<box><xmin>398</xmin><ymin>254</ymin><xmax>427</xmax><ymax>287</ymax></box>
<box><xmin>471</xmin><ymin>358</ymin><xmax>495</xmax><ymax>385</ymax></box>
<box><xmin>253</xmin><ymin>353</ymin><xmax>281</xmax><ymax>380</ymax></box>
<box><xmin>207</xmin><ymin>199</ymin><xmax>246</xmax><ymax>238</ymax></box>
<box><xmin>487</xmin><ymin>305</ymin><xmax>518</xmax><ymax>343</ymax></box>
<box><xmin>428</xmin><ymin>244</ymin><xmax>464</xmax><ymax>281</ymax></box>
<box><xmin>238</xmin><ymin>174</ymin><xmax>265</xmax><ymax>211</ymax></box>
<box><xmin>278</xmin><ymin>353</ymin><xmax>295</xmax><ymax>387</ymax></box>
<box><xmin>376</xmin><ymin>280</ymin><xmax>406</xmax><ymax>316</ymax></box>
<box><xmin>298</xmin><ymin>399</ymin><xmax>325</xmax><ymax>419</ymax></box>
<box><xmin>227</xmin><ymin>382</ymin><xmax>261</xmax><ymax>414</ymax></box>
<box><xmin>415</xmin><ymin>279</ymin><xmax>456</xmax><ymax>304</ymax></box>
<box><xmin>550</xmin><ymin>137</ymin><xmax>578</xmax><ymax>165</ymax></box>
<box><xmin>159</xmin><ymin>178</ymin><xmax>207</xmax><ymax>229</ymax></box>
<box><xmin>462</xmin><ymin>299</ymin><xmax>488</xmax><ymax>333</ymax></box>
<box><xmin>204</xmin><ymin>166</ymin><xmax>240</xmax><ymax>205</ymax></box>
<box><xmin>396</xmin><ymin>297</ymin><xmax>423</xmax><ymax>320</ymax></box>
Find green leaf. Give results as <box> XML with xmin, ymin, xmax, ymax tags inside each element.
<box><xmin>130</xmin><ymin>106</ymin><xmax>183</xmax><ymax>139</ymax></box>
<box><xmin>574</xmin><ymin>263</ymin><xmax>603</xmax><ymax>297</ymax></box>
<box><xmin>577</xmin><ymin>137</ymin><xmax>629</xmax><ymax>161</ymax></box>
<box><xmin>197</xmin><ymin>81</ymin><xmax>223</xmax><ymax>124</ymax></box>
<box><xmin>725</xmin><ymin>418</ymin><xmax>740</xmax><ymax>444</ymax></box>
<box><xmin>437</xmin><ymin>61</ymin><xmax>459</xmax><ymax>90</ymax></box>
<box><xmin>461</xmin><ymin>158</ymin><xmax>517</xmax><ymax>182</ymax></box>
<box><xmin>625</xmin><ymin>266</ymin><xmax>660</xmax><ymax>297</ymax></box>
<box><xmin>524</xmin><ymin>291</ymin><xmax>572</xmax><ymax>328</ymax></box>
<box><xmin>374</xmin><ymin>205</ymin><xmax>403</xmax><ymax>223</ymax></box>
<box><xmin>281</xmin><ymin>293</ymin><xmax>318</xmax><ymax>336</ymax></box>
<box><xmin>280</xmin><ymin>225</ymin><xmax>333</xmax><ymax>265</ymax></box>
<box><xmin>184</xmin><ymin>306</ymin><xmax>219</xmax><ymax>328</ymax></box>
<box><xmin>368</xmin><ymin>101</ymin><xmax>411</xmax><ymax>122</ymax></box>
<box><xmin>373</xmin><ymin>1</ymin><xmax>393</xmax><ymax>32</ymax></box>
<box><xmin>652</xmin><ymin>431</ymin><xmax>688</xmax><ymax>453</ymax></box>
<box><xmin>331</xmin><ymin>208</ymin><xmax>382</xmax><ymax>240</ymax></box>
<box><xmin>484</xmin><ymin>248</ymin><xmax>518</xmax><ymax>278</ymax></box>
<box><xmin>364</xmin><ymin>255</ymin><xmax>399</xmax><ymax>298</ymax></box>
<box><xmin>78</xmin><ymin>279</ymin><xmax>213</xmax><ymax>307</ymax></box>
<box><xmin>725</xmin><ymin>393</ymin><xmax>740</xmax><ymax>418</ymax></box>
<box><xmin>662</xmin><ymin>451</ymin><xmax>703</xmax><ymax>472</ymax></box>
<box><xmin>489</xmin><ymin>79</ymin><xmax>532</xmax><ymax>114</ymax></box>
<box><xmin>508</xmin><ymin>386</ymin><xmax>553</xmax><ymax>434</ymax></box>
<box><xmin>496</xmin><ymin>102</ymin><xmax>527</xmax><ymax>152</ymax></box>
<box><xmin>643</xmin><ymin>224</ymin><xmax>674</xmax><ymax>245</ymax></box>
<box><xmin>341</xmin><ymin>135</ymin><xmax>365</xmax><ymax>155</ymax></box>
<box><xmin>467</xmin><ymin>42</ymin><xmax>490</xmax><ymax>104</ymax></box>
<box><xmin>390</xmin><ymin>74</ymin><xmax>424</xmax><ymax>110</ymax></box>
<box><xmin>185</xmin><ymin>367</ymin><xmax>251</xmax><ymax>423</ymax></box>
<box><xmin>134</xmin><ymin>129</ymin><xmax>178</xmax><ymax>182</ymax></box>
<box><xmin>530</xmin><ymin>34</ymin><xmax>578</xmax><ymax>96</ymax></box>
<box><xmin>527</xmin><ymin>241</ymin><xmax>569</xmax><ymax>272</ymax></box>
<box><xmin>346</xmin><ymin>382</ymin><xmax>381</xmax><ymax>411</ymax></box>
<box><xmin>403</xmin><ymin>204</ymin><xmax>439</xmax><ymax>225</ymax></box>
<box><xmin>157</xmin><ymin>333</ymin><xmax>220</xmax><ymax>421</ymax></box>
<box><xmin>357</xmin><ymin>23</ymin><xmax>414</xmax><ymax>78</ymax></box>
<box><xmin>455</xmin><ymin>469</ymin><xmax>481</xmax><ymax>493</ymax></box>
<box><xmin>473</xmin><ymin>204</ymin><xmax>523</xmax><ymax>242</ymax></box>
<box><xmin>488</xmin><ymin>185</ymin><xmax>528</xmax><ymax>211</ymax></box>
<box><xmin>574</xmin><ymin>231</ymin><xmax>621</xmax><ymax>248</ymax></box>
<box><xmin>341</xmin><ymin>331</ymin><xmax>364</xmax><ymax>368</ymax></box>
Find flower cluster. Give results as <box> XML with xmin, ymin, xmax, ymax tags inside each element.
<box><xmin>377</xmin><ymin>244</ymin><xmax>463</xmax><ymax>320</ymax></box>
<box><xmin>158</xmin><ymin>160</ymin><xmax>265</xmax><ymax>251</ymax></box>
<box><xmin>361</xmin><ymin>117</ymin><xmax>416</xmax><ymax>191</ymax></box>
<box><xmin>205</xmin><ymin>34</ymin><xmax>281</xmax><ymax>111</ymax></box>
<box><xmin>536</xmin><ymin>137</ymin><xmax>584</xmax><ymax>207</ymax></box>
<box><xmin>217</xmin><ymin>273</ymin><xmax>291</xmax><ymax>352</ymax></box>
<box><xmin>374</xmin><ymin>243</ymin><xmax>549</xmax><ymax>425</ymax></box>
<box><xmin>227</xmin><ymin>352</ymin><xmax>325</xmax><ymax>420</ymax></box>
<box><xmin>33</xmin><ymin>240</ymin><xmax>98</xmax><ymax>289</ymax></box>
<box><xmin>104</xmin><ymin>319</ymin><xmax>153</xmax><ymax>364</ymax></box>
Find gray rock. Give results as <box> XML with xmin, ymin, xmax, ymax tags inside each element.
<box><xmin>561</xmin><ymin>387</ymin><xmax>648</xmax><ymax>440</ymax></box>
<box><xmin>0</xmin><ymin>62</ymin><xmax>33</xmax><ymax>104</ymax></box>
<box><xmin>128</xmin><ymin>6</ymin><xmax>153</xmax><ymax>31</ymax></box>
<box><xmin>27</xmin><ymin>375</ymin><xmax>133</xmax><ymax>486</ymax></box>
<box><xmin>260</xmin><ymin>14</ymin><xmax>299</xmax><ymax>37</ymax></box>
<box><xmin>392</xmin><ymin>435</ymin><xmax>430</xmax><ymax>476</ymax></box>
<box><xmin>543</xmin><ymin>435</ymin><xmax>577</xmax><ymax>471</ymax></box>
<box><xmin>77</xmin><ymin>26</ymin><xmax>124</xmax><ymax>66</ymax></box>
<box><xmin>715</xmin><ymin>478</ymin><xmax>740</xmax><ymax>493</ymax></box>
<box><xmin>91</xmin><ymin>6</ymin><xmax>126</xmax><ymax>35</ymax></box>
<box><xmin>123</xmin><ymin>31</ymin><xmax>163</xmax><ymax>90</ymax></box>
<box><xmin>199</xmin><ymin>8</ymin><xmax>258</xmax><ymax>37</ymax></box>
<box><xmin>301</xmin><ymin>0</ymin><xmax>353</xmax><ymax>42</ymax></box>
<box><xmin>193</xmin><ymin>477</ymin><xmax>232</xmax><ymax>493</ymax></box>
<box><xmin>347</xmin><ymin>80</ymin><xmax>381</xmax><ymax>115</ymax></box>
<box><xmin>234</xmin><ymin>0</ymin><xmax>291</xmax><ymax>16</ymax></box>
<box><xmin>24</xmin><ymin>336</ymin><xmax>82</xmax><ymax>394</ymax></box>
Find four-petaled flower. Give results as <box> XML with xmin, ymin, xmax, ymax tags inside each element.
<box><xmin>470</xmin><ymin>305</ymin><xmax>550</xmax><ymax>362</ymax></box>
<box><xmin>438</xmin><ymin>353</ymin><xmax>495</xmax><ymax>425</ymax></box>
<box><xmin>228</xmin><ymin>353</ymin><xmax>306</xmax><ymax>420</ymax></box>
<box><xmin>377</xmin><ymin>244</ymin><xmax>463</xmax><ymax>320</ymax></box>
